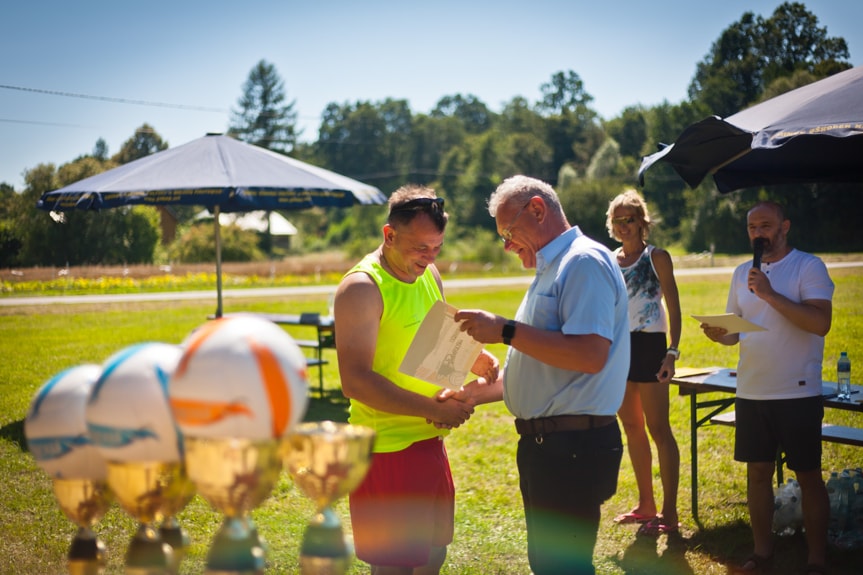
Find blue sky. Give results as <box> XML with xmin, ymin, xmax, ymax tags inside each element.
<box><xmin>2</xmin><ymin>0</ymin><xmax>861</xmax><ymax>190</ymax></box>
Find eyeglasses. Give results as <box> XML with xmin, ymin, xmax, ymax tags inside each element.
<box><xmin>611</xmin><ymin>216</ymin><xmax>636</xmax><ymax>226</ymax></box>
<box><xmin>500</xmin><ymin>201</ymin><xmax>532</xmax><ymax>243</ymax></box>
<box><xmin>389</xmin><ymin>197</ymin><xmax>445</xmax><ymax>215</ymax></box>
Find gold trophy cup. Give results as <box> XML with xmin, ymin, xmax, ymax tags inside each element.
<box><xmin>284</xmin><ymin>421</ymin><xmax>375</xmax><ymax>574</ymax></box>
<box><xmin>106</xmin><ymin>461</ymin><xmax>195</xmax><ymax>574</ymax></box>
<box><xmin>168</xmin><ymin>315</ymin><xmax>312</xmax><ymax>573</ymax></box>
<box><xmin>83</xmin><ymin>343</ymin><xmax>194</xmax><ymax>574</ymax></box>
<box><xmin>52</xmin><ymin>478</ymin><xmax>113</xmax><ymax>575</ymax></box>
<box><xmin>183</xmin><ymin>436</ymin><xmax>285</xmax><ymax>574</ymax></box>
<box><xmin>24</xmin><ymin>363</ymin><xmax>114</xmax><ymax>575</ymax></box>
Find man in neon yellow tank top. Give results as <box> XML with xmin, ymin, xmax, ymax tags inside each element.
<box><xmin>333</xmin><ymin>184</ymin><xmax>499</xmax><ymax>574</ymax></box>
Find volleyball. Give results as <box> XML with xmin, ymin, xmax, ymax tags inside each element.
<box><xmin>169</xmin><ymin>316</ymin><xmax>309</xmax><ymax>440</ymax></box>
<box><xmin>25</xmin><ymin>364</ymin><xmax>107</xmax><ymax>480</ymax></box>
<box><xmin>85</xmin><ymin>342</ymin><xmax>184</xmax><ymax>463</ymax></box>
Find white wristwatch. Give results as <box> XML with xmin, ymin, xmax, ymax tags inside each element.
<box><xmin>666</xmin><ymin>347</ymin><xmax>681</xmax><ymax>359</ymax></box>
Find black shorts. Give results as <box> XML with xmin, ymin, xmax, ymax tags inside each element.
<box><xmin>628</xmin><ymin>331</ymin><xmax>667</xmax><ymax>383</ymax></box>
<box><xmin>733</xmin><ymin>396</ymin><xmax>824</xmax><ymax>471</ymax></box>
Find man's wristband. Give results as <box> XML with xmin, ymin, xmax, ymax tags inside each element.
<box><xmin>502</xmin><ymin>320</ymin><xmax>516</xmax><ymax>345</ymax></box>
<box><xmin>666</xmin><ymin>346</ymin><xmax>680</xmax><ymax>359</ymax></box>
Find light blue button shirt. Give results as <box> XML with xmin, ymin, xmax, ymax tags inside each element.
<box><xmin>503</xmin><ymin>226</ymin><xmax>630</xmax><ymax>419</ymax></box>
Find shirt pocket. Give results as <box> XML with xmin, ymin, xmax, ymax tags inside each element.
<box><xmin>530</xmin><ymin>293</ymin><xmax>561</xmax><ymax>332</ymax></box>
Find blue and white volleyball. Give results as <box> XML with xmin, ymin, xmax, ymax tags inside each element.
<box><xmin>169</xmin><ymin>316</ymin><xmax>309</xmax><ymax>440</ymax></box>
<box><xmin>86</xmin><ymin>342</ymin><xmax>184</xmax><ymax>463</ymax></box>
<box><xmin>25</xmin><ymin>364</ymin><xmax>107</xmax><ymax>480</ymax></box>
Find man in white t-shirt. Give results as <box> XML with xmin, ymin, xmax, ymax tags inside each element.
<box><xmin>701</xmin><ymin>201</ymin><xmax>834</xmax><ymax>575</ymax></box>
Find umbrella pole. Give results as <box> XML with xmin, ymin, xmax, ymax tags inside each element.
<box><xmin>214</xmin><ymin>206</ymin><xmax>223</xmax><ymax>318</ymax></box>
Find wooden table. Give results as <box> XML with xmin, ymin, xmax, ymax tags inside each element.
<box><xmin>671</xmin><ymin>367</ymin><xmax>863</xmax><ymax>522</ymax></box>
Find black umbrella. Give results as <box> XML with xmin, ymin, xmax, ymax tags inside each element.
<box><xmin>638</xmin><ymin>66</ymin><xmax>863</xmax><ymax>193</ymax></box>
<box><xmin>37</xmin><ymin>133</ymin><xmax>386</xmax><ymax>316</ymax></box>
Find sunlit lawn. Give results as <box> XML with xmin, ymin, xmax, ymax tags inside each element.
<box><xmin>0</xmin><ymin>266</ymin><xmax>861</xmax><ymax>574</ymax></box>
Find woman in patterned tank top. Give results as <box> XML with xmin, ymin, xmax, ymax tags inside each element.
<box><xmin>606</xmin><ymin>189</ymin><xmax>683</xmax><ymax>537</ymax></box>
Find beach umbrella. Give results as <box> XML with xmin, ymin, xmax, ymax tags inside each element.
<box><xmin>37</xmin><ymin>133</ymin><xmax>386</xmax><ymax>316</ymax></box>
<box><xmin>638</xmin><ymin>66</ymin><xmax>863</xmax><ymax>193</ymax></box>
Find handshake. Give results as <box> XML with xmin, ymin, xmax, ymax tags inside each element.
<box><xmin>427</xmin><ymin>350</ymin><xmax>500</xmax><ymax>429</ymax></box>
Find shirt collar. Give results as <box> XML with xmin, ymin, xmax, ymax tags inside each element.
<box><xmin>536</xmin><ymin>226</ymin><xmax>580</xmax><ymax>274</ymax></box>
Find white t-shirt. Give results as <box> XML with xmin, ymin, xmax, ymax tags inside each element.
<box><xmin>726</xmin><ymin>248</ymin><xmax>834</xmax><ymax>400</ymax></box>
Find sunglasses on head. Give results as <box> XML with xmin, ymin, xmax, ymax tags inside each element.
<box><xmin>389</xmin><ymin>197</ymin><xmax>445</xmax><ymax>215</ymax></box>
<box><xmin>611</xmin><ymin>216</ymin><xmax>636</xmax><ymax>226</ymax></box>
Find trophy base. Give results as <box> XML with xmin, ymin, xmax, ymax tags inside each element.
<box><xmin>205</xmin><ymin>517</ymin><xmax>266</xmax><ymax>575</ymax></box>
<box><xmin>68</xmin><ymin>559</ymin><xmax>105</xmax><ymax>575</ymax></box>
<box><xmin>300</xmin><ymin>520</ymin><xmax>351</xmax><ymax>557</ymax></box>
<box><xmin>68</xmin><ymin>527</ymin><xmax>106</xmax><ymax>575</ymax></box>
<box><xmin>160</xmin><ymin>517</ymin><xmax>190</xmax><ymax>573</ymax></box>
<box><xmin>125</xmin><ymin>524</ymin><xmax>174</xmax><ymax>575</ymax></box>
<box><xmin>299</xmin><ymin>513</ymin><xmax>354</xmax><ymax>575</ymax></box>
<box><xmin>68</xmin><ymin>527</ymin><xmax>106</xmax><ymax>561</ymax></box>
<box><xmin>299</xmin><ymin>554</ymin><xmax>353</xmax><ymax>575</ymax></box>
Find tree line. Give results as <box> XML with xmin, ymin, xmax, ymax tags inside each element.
<box><xmin>1</xmin><ymin>2</ymin><xmax>861</xmax><ymax>270</ymax></box>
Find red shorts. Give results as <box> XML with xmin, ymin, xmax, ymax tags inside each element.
<box><xmin>349</xmin><ymin>437</ymin><xmax>455</xmax><ymax>567</ymax></box>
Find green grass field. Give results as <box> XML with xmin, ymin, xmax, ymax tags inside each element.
<box><xmin>1</xmin><ymin>266</ymin><xmax>861</xmax><ymax>574</ymax></box>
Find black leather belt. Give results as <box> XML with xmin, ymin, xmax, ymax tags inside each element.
<box><xmin>514</xmin><ymin>414</ymin><xmax>616</xmax><ymax>435</ymax></box>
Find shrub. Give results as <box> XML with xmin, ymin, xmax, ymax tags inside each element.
<box><xmin>167</xmin><ymin>222</ymin><xmax>264</xmax><ymax>263</ymax></box>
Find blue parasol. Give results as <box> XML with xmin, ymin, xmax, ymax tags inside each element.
<box><xmin>37</xmin><ymin>133</ymin><xmax>386</xmax><ymax>316</ymax></box>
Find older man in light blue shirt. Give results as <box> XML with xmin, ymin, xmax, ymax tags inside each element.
<box><xmin>504</xmin><ymin>225</ymin><xmax>629</xmax><ymax>419</ymax></box>
<box><xmin>455</xmin><ymin>175</ymin><xmax>629</xmax><ymax>575</ymax></box>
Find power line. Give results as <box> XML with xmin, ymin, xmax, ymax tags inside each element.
<box><xmin>0</xmin><ymin>117</ymin><xmax>93</xmax><ymax>128</ymax></box>
<box><xmin>0</xmin><ymin>84</ymin><xmax>228</xmax><ymax>113</ymax></box>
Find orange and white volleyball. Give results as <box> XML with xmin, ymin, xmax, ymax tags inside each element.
<box><xmin>85</xmin><ymin>343</ymin><xmax>184</xmax><ymax>463</ymax></box>
<box><xmin>169</xmin><ymin>316</ymin><xmax>310</xmax><ymax>440</ymax></box>
<box><xmin>25</xmin><ymin>364</ymin><xmax>107</xmax><ymax>480</ymax></box>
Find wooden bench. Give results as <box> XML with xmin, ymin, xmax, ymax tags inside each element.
<box><xmin>711</xmin><ymin>411</ymin><xmax>863</xmax><ymax>447</ymax></box>
<box><xmin>710</xmin><ymin>410</ymin><xmax>863</xmax><ymax>483</ymax></box>
<box><xmin>294</xmin><ymin>323</ymin><xmax>335</xmax><ymax>397</ymax></box>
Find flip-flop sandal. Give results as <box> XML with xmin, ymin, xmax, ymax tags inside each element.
<box><xmin>636</xmin><ymin>516</ymin><xmax>681</xmax><ymax>536</ymax></box>
<box><xmin>613</xmin><ymin>511</ymin><xmax>655</xmax><ymax>524</ymax></box>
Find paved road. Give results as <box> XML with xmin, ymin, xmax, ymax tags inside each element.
<box><xmin>2</xmin><ymin>262</ymin><xmax>860</xmax><ymax>307</ymax></box>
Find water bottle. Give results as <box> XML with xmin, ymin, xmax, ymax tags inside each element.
<box><xmin>851</xmin><ymin>469</ymin><xmax>863</xmax><ymax>544</ymax></box>
<box><xmin>772</xmin><ymin>478</ymin><xmax>802</xmax><ymax>536</ymax></box>
<box><xmin>837</xmin><ymin>351</ymin><xmax>851</xmax><ymax>401</ymax></box>
<box><xmin>786</xmin><ymin>478</ymin><xmax>803</xmax><ymax>530</ymax></box>
<box><xmin>827</xmin><ymin>471</ymin><xmax>844</xmax><ymax>536</ymax></box>
<box><xmin>833</xmin><ymin>470</ymin><xmax>857</xmax><ymax>549</ymax></box>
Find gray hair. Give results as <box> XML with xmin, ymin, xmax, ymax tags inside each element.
<box><xmin>488</xmin><ymin>175</ymin><xmax>562</xmax><ymax>219</ymax></box>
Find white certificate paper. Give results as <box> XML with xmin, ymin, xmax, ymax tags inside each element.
<box><xmin>691</xmin><ymin>313</ymin><xmax>766</xmax><ymax>334</ymax></box>
<box><xmin>399</xmin><ymin>300</ymin><xmax>483</xmax><ymax>390</ymax></box>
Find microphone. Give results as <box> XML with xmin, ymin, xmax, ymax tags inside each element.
<box><xmin>752</xmin><ymin>237</ymin><xmax>765</xmax><ymax>270</ymax></box>
<box><xmin>750</xmin><ymin>238</ymin><xmax>765</xmax><ymax>293</ymax></box>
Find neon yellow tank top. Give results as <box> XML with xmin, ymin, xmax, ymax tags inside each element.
<box><xmin>344</xmin><ymin>254</ymin><xmax>448</xmax><ymax>452</ymax></box>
